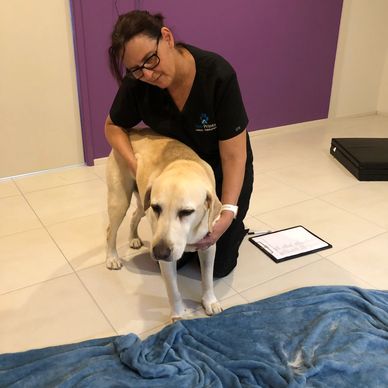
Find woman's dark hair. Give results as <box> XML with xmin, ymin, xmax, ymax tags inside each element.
<box><xmin>109</xmin><ymin>10</ymin><xmax>164</xmax><ymax>84</ymax></box>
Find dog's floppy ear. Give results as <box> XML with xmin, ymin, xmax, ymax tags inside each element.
<box><xmin>143</xmin><ymin>186</ymin><xmax>152</xmax><ymax>211</ymax></box>
<box><xmin>206</xmin><ymin>190</ymin><xmax>222</xmax><ymax>232</ymax></box>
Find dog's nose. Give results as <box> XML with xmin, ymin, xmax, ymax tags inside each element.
<box><xmin>152</xmin><ymin>242</ymin><xmax>172</xmax><ymax>261</ymax></box>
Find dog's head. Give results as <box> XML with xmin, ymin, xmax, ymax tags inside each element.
<box><xmin>144</xmin><ymin>169</ymin><xmax>221</xmax><ymax>262</ymax></box>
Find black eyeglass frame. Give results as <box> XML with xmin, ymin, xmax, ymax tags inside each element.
<box><xmin>126</xmin><ymin>35</ymin><xmax>161</xmax><ymax>80</ymax></box>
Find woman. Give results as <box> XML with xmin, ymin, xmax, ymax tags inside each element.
<box><xmin>105</xmin><ymin>10</ymin><xmax>253</xmax><ymax>278</ymax></box>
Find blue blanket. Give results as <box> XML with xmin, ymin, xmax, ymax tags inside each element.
<box><xmin>1</xmin><ymin>286</ymin><xmax>388</xmax><ymax>387</ymax></box>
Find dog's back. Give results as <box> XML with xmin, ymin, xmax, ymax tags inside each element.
<box><xmin>129</xmin><ymin>128</ymin><xmax>204</xmax><ymax>173</ymax></box>
<box><xmin>128</xmin><ymin>128</ymin><xmax>216</xmax><ymax>207</ymax></box>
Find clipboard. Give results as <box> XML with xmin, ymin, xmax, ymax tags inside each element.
<box><xmin>249</xmin><ymin>225</ymin><xmax>332</xmax><ymax>263</ymax></box>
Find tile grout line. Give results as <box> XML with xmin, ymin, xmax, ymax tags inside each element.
<box><xmin>318</xmin><ymin>195</ymin><xmax>388</xmax><ymax>232</ymax></box>
<box><xmin>322</xmin><ymin>259</ymin><xmax>378</xmax><ymax>290</ymax></box>
<box><xmin>12</xmin><ymin>177</ymin><xmax>103</xmax><ymax>196</ymax></box>
<box><xmin>251</xmin><ymin>194</ymin><xmax>388</xmax><ymax>236</ymax></box>
<box><xmin>322</xmin><ymin>230</ymin><xmax>388</xmax><ymax>259</ymax></box>
<box><xmin>228</xmin><ymin>257</ymin><xmax>328</xmax><ymax>296</ymax></box>
<box><xmin>230</xmin><ymin>253</ymin><xmax>380</xmax><ymax>299</ymax></box>
<box><xmin>6</xmin><ymin>163</ymin><xmax>87</xmax><ymax>181</ymax></box>
<box><xmin>0</xmin><ymin>272</ymin><xmax>81</xmax><ymax>298</ymax></box>
<box><xmin>10</xmin><ymin>182</ymin><xmax>119</xmax><ymax>336</ymax></box>
<box><xmin>0</xmin><ymin>225</ymin><xmax>43</xmax><ymax>241</ymax></box>
<box><xmin>249</xmin><ymin>197</ymin><xmax>316</xmax><ymax>218</ymax></box>
<box><xmin>259</xmin><ymin>171</ymin><xmax>318</xmax><ymax>198</ymax></box>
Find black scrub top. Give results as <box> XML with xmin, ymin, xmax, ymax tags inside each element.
<box><xmin>109</xmin><ymin>44</ymin><xmax>251</xmax><ymax>169</ymax></box>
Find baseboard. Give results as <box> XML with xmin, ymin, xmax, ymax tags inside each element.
<box><xmin>94</xmin><ymin>157</ymin><xmax>108</xmax><ymax>165</ymax></box>
<box><xmin>1</xmin><ymin>163</ymin><xmax>85</xmax><ymax>181</ymax></box>
<box><xmin>329</xmin><ymin>111</ymin><xmax>378</xmax><ymax>120</ymax></box>
<box><xmin>249</xmin><ymin>118</ymin><xmax>328</xmax><ymax>137</ymax></box>
<box><xmin>248</xmin><ymin>112</ymin><xmax>387</xmax><ymax>138</ymax></box>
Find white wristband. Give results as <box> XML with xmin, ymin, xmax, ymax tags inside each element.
<box><xmin>220</xmin><ymin>204</ymin><xmax>238</xmax><ymax>219</ymax></box>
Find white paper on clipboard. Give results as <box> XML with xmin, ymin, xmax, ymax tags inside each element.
<box><xmin>250</xmin><ymin>226</ymin><xmax>331</xmax><ymax>262</ymax></box>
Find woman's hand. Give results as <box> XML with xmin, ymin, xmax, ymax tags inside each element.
<box><xmin>194</xmin><ymin>211</ymin><xmax>234</xmax><ymax>250</ymax></box>
<box><xmin>104</xmin><ymin>115</ymin><xmax>138</xmax><ymax>176</ymax></box>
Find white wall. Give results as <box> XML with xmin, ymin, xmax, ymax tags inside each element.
<box><xmin>330</xmin><ymin>0</ymin><xmax>388</xmax><ymax>118</ymax></box>
<box><xmin>378</xmin><ymin>50</ymin><xmax>388</xmax><ymax>114</ymax></box>
<box><xmin>1</xmin><ymin>0</ymin><xmax>387</xmax><ymax>178</ymax></box>
<box><xmin>0</xmin><ymin>0</ymin><xmax>83</xmax><ymax>178</ymax></box>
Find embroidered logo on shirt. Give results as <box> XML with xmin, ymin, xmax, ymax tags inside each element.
<box><xmin>200</xmin><ymin>113</ymin><xmax>209</xmax><ymax>125</ymax></box>
<box><xmin>195</xmin><ymin>113</ymin><xmax>217</xmax><ymax>132</ymax></box>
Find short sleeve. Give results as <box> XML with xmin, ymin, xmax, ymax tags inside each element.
<box><xmin>215</xmin><ymin>73</ymin><xmax>248</xmax><ymax>141</ymax></box>
<box><xmin>109</xmin><ymin>78</ymin><xmax>141</xmax><ymax>129</ymax></box>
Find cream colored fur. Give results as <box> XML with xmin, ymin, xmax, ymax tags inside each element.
<box><xmin>105</xmin><ymin>128</ymin><xmax>222</xmax><ymax>320</ymax></box>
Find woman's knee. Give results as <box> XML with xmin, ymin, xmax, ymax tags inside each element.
<box><xmin>213</xmin><ymin>222</ymin><xmax>246</xmax><ymax>277</ymax></box>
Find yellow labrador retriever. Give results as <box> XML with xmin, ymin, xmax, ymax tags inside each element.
<box><xmin>105</xmin><ymin>128</ymin><xmax>223</xmax><ymax>320</ymax></box>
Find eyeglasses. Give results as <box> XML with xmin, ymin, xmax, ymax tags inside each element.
<box><xmin>126</xmin><ymin>35</ymin><xmax>161</xmax><ymax>80</ymax></box>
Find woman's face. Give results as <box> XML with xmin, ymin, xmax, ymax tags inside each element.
<box><xmin>122</xmin><ymin>29</ymin><xmax>175</xmax><ymax>89</ymax></box>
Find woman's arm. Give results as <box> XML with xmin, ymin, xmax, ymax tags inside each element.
<box><xmin>104</xmin><ymin>115</ymin><xmax>137</xmax><ymax>176</ymax></box>
<box><xmin>219</xmin><ymin>130</ymin><xmax>246</xmax><ymax>209</ymax></box>
<box><xmin>195</xmin><ymin>130</ymin><xmax>247</xmax><ymax>250</ymax></box>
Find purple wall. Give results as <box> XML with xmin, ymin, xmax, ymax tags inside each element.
<box><xmin>70</xmin><ymin>0</ymin><xmax>136</xmax><ymax>164</ymax></box>
<box><xmin>71</xmin><ymin>0</ymin><xmax>343</xmax><ymax>164</ymax></box>
<box><xmin>143</xmin><ymin>0</ymin><xmax>343</xmax><ymax>130</ymax></box>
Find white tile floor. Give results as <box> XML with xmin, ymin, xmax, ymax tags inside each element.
<box><xmin>1</xmin><ymin>115</ymin><xmax>388</xmax><ymax>354</ymax></box>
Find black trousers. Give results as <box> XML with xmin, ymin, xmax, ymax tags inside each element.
<box><xmin>212</xmin><ymin>142</ymin><xmax>254</xmax><ymax>278</ymax></box>
<box><xmin>178</xmin><ymin>138</ymin><xmax>254</xmax><ymax>277</ymax></box>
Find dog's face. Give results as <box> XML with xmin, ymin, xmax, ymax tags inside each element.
<box><xmin>144</xmin><ymin>170</ymin><xmax>220</xmax><ymax>262</ymax></box>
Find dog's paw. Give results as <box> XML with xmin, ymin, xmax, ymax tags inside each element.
<box><xmin>171</xmin><ymin>315</ymin><xmax>184</xmax><ymax>323</ymax></box>
<box><xmin>106</xmin><ymin>256</ymin><xmax>123</xmax><ymax>270</ymax></box>
<box><xmin>171</xmin><ymin>310</ymin><xmax>191</xmax><ymax>323</ymax></box>
<box><xmin>129</xmin><ymin>238</ymin><xmax>143</xmax><ymax>249</ymax></box>
<box><xmin>170</xmin><ymin>302</ymin><xmax>189</xmax><ymax>322</ymax></box>
<box><xmin>202</xmin><ymin>298</ymin><xmax>223</xmax><ymax>316</ymax></box>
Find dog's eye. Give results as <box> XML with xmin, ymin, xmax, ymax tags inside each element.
<box><xmin>151</xmin><ymin>204</ymin><xmax>161</xmax><ymax>215</ymax></box>
<box><xmin>178</xmin><ymin>209</ymin><xmax>194</xmax><ymax>218</ymax></box>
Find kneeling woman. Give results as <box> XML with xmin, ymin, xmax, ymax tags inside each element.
<box><xmin>105</xmin><ymin>10</ymin><xmax>254</xmax><ymax>277</ymax></box>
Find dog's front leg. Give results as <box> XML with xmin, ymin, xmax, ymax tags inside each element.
<box><xmin>159</xmin><ymin>261</ymin><xmax>187</xmax><ymax>321</ymax></box>
<box><xmin>198</xmin><ymin>246</ymin><xmax>223</xmax><ymax>316</ymax></box>
<box><xmin>106</xmin><ymin>202</ymin><xmax>128</xmax><ymax>270</ymax></box>
<box><xmin>128</xmin><ymin>192</ymin><xmax>144</xmax><ymax>249</ymax></box>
